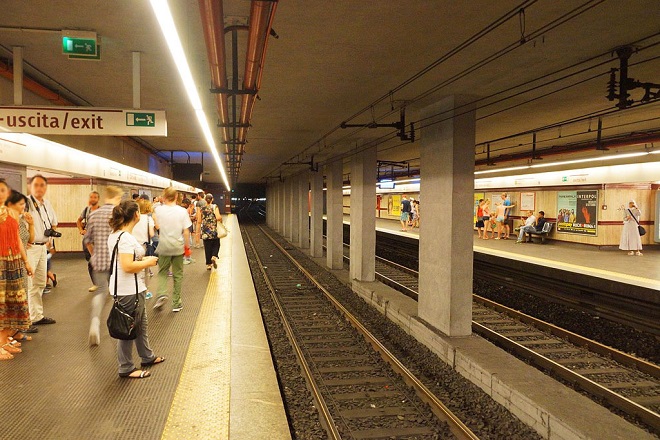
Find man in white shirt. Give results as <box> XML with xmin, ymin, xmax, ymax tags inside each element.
<box><xmin>26</xmin><ymin>174</ymin><xmax>58</xmax><ymax>328</ymax></box>
<box><xmin>516</xmin><ymin>211</ymin><xmax>537</xmax><ymax>243</ymax></box>
<box><xmin>152</xmin><ymin>187</ymin><xmax>192</xmax><ymax>312</ymax></box>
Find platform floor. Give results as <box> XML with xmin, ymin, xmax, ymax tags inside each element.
<box><xmin>0</xmin><ymin>215</ymin><xmax>289</xmax><ymax>440</ymax></box>
<box><xmin>342</xmin><ymin>214</ymin><xmax>660</xmax><ymax>291</ymax></box>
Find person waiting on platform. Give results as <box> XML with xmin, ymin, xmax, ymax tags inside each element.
<box><xmin>494</xmin><ymin>197</ymin><xmax>515</xmax><ymax>240</ymax></box>
<box><xmin>481</xmin><ymin>199</ymin><xmax>492</xmax><ymax>239</ymax></box>
<box><xmin>0</xmin><ymin>180</ymin><xmax>33</xmax><ymax>360</ymax></box>
<box><xmin>197</xmin><ymin>193</ymin><xmax>223</xmax><ymax>270</ymax></box>
<box><xmin>620</xmin><ymin>200</ymin><xmax>643</xmax><ymax>256</ymax></box>
<box><xmin>412</xmin><ymin>200</ymin><xmax>420</xmax><ymax>228</ymax></box>
<box><xmin>400</xmin><ymin>195</ymin><xmax>412</xmax><ymax>231</ymax></box>
<box><xmin>152</xmin><ymin>187</ymin><xmax>192</xmax><ymax>312</ymax></box>
<box><xmin>25</xmin><ymin>174</ymin><xmax>58</xmax><ymax>328</ymax></box>
<box><xmin>516</xmin><ymin>211</ymin><xmax>546</xmax><ymax>243</ymax></box>
<box><xmin>108</xmin><ymin>200</ymin><xmax>163</xmax><ymax>378</ymax></box>
<box><xmin>77</xmin><ymin>191</ymin><xmax>100</xmax><ymax>292</ymax></box>
<box><xmin>475</xmin><ymin>199</ymin><xmax>486</xmax><ymax>238</ymax></box>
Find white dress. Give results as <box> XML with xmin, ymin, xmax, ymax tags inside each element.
<box><xmin>619</xmin><ymin>208</ymin><xmax>642</xmax><ymax>251</ymax></box>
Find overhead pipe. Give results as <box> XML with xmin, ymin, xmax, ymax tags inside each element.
<box><xmin>198</xmin><ymin>0</ymin><xmax>230</xmax><ymax>146</ymax></box>
<box><xmin>474</xmin><ymin>132</ymin><xmax>660</xmax><ymax>166</ymax></box>
<box><xmin>234</xmin><ymin>1</ymin><xmax>277</xmax><ymax>178</ymax></box>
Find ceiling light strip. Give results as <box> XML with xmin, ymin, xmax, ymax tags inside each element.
<box><xmin>150</xmin><ymin>0</ymin><xmax>230</xmax><ymax>191</ymax></box>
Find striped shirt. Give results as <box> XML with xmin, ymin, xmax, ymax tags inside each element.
<box><xmin>83</xmin><ymin>204</ymin><xmax>115</xmax><ymax>272</ymax></box>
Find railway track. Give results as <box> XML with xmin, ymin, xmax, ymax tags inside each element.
<box><xmin>243</xmin><ymin>223</ymin><xmax>479</xmax><ymax>439</ymax></box>
<box><xmin>328</xmin><ymin>240</ymin><xmax>660</xmax><ymax>432</ymax></box>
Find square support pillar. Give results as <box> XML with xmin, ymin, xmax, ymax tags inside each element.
<box><xmin>298</xmin><ymin>172</ymin><xmax>310</xmax><ymax>249</ymax></box>
<box><xmin>291</xmin><ymin>176</ymin><xmax>300</xmax><ymax>245</ymax></box>
<box><xmin>278</xmin><ymin>182</ymin><xmax>283</xmax><ymax>232</ymax></box>
<box><xmin>349</xmin><ymin>145</ymin><xmax>376</xmax><ymax>282</ymax></box>
<box><xmin>418</xmin><ymin>95</ymin><xmax>476</xmax><ymax>337</ymax></box>
<box><xmin>284</xmin><ymin>179</ymin><xmax>292</xmax><ymax>240</ymax></box>
<box><xmin>310</xmin><ymin>170</ymin><xmax>324</xmax><ymax>257</ymax></box>
<box><xmin>326</xmin><ymin>160</ymin><xmax>344</xmax><ymax>270</ymax></box>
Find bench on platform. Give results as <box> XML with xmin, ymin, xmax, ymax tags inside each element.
<box><xmin>525</xmin><ymin>222</ymin><xmax>554</xmax><ymax>243</ymax></box>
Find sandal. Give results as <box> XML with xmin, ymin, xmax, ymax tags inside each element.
<box><xmin>119</xmin><ymin>368</ymin><xmax>151</xmax><ymax>379</ymax></box>
<box><xmin>0</xmin><ymin>347</ymin><xmax>13</xmax><ymax>360</ymax></box>
<box><xmin>11</xmin><ymin>331</ymin><xmax>32</xmax><ymax>342</ymax></box>
<box><xmin>2</xmin><ymin>342</ymin><xmax>21</xmax><ymax>354</ymax></box>
<box><xmin>141</xmin><ymin>356</ymin><xmax>165</xmax><ymax>368</ymax></box>
<box><xmin>7</xmin><ymin>337</ymin><xmax>21</xmax><ymax>348</ymax></box>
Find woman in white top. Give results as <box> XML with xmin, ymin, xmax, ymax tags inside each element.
<box><xmin>619</xmin><ymin>200</ymin><xmax>643</xmax><ymax>256</ymax></box>
<box><xmin>133</xmin><ymin>199</ymin><xmax>156</xmax><ymax>298</ymax></box>
<box><xmin>108</xmin><ymin>200</ymin><xmax>163</xmax><ymax>379</ymax></box>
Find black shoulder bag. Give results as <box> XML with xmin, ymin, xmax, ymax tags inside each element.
<box><xmin>107</xmin><ymin>232</ymin><xmax>139</xmax><ymax>340</ymax></box>
<box><xmin>145</xmin><ymin>217</ymin><xmax>156</xmax><ymax>256</ymax></box>
<box><xmin>628</xmin><ymin>209</ymin><xmax>646</xmax><ymax>237</ymax></box>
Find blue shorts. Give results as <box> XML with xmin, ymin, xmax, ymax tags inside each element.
<box><xmin>400</xmin><ymin>212</ymin><xmax>409</xmax><ymax>221</ymax></box>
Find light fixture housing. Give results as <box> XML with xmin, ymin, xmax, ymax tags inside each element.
<box><xmin>150</xmin><ymin>0</ymin><xmax>230</xmax><ymax>191</ymax></box>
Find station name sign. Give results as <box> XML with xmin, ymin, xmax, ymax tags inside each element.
<box><xmin>0</xmin><ymin>106</ymin><xmax>167</xmax><ymax>136</ymax></box>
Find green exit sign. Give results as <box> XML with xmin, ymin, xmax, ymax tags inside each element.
<box><xmin>62</xmin><ymin>37</ymin><xmax>97</xmax><ymax>56</ymax></box>
<box><xmin>126</xmin><ymin>112</ymin><xmax>156</xmax><ymax>127</ymax></box>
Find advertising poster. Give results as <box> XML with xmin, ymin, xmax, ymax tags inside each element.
<box><xmin>389</xmin><ymin>194</ymin><xmax>401</xmax><ymax>216</ymax></box>
<box><xmin>520</xmin><ymin>192</ymin><xmax>535</xmax><ymax>211</ymax></box>
<box><xmin>557</xmin><ymin>190</ymin><xmax>598</xmax><ymax>235</ymax></box>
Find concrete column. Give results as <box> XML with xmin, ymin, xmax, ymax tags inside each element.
<box><xmin>349</xmin><ymin>145</ymin><xmax>376</xmax><ymax>281</ymax></box>
<box><xmin>273</xmin><ymin>183</ymin><xmax>280</xmax><ymax>231</ymax></box>
<box><xmin>283</xmin><ymin>179</ymin><xmax>291</xmax><ymax>240</ymax></box>
<box><xmin>298</xmin><ymin>172</ymin><xmax>310</xmax><ymax>249</ymax></box>
<box><xmin>291</xmin><ymin>175</ymin><xmax>301</xmax><ymax>244</ymax></box>
<box><xmin>309</xmin><ymin>170</ymin><xmax>324</xmax><ymax>257</ymax></box>
<box><xmin>279</xmin><ymin>181</ymin><xmax>286</xmax><ymax>235</ymax></box>
<box><xmin>418</xmin><ymin>95</ymin><xmax>476</xmax><ymax>337</ymax></box>
<box><xmin>325</xmin><ymin>160</ymin><xmax>344</xmax><ymax>270</ymax></box>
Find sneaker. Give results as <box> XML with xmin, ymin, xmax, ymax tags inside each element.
<box><xmin>212</xmin><ymin>257</ymin><xmax>218</xmax><ymax>269</ymax></box>
<box><xmin>43</xmin><ymin>287</ymin><xmax>51</xmax><ymax>294</ymax></box>
<box><xmin>33</xmin><ymin>317</ymin><xmax>56</xmax><ymax>325</ymax></box>
<box><xmin>168</xmin><ymin>271</ymin><xmax>173</xmax><ymax>277</ymax></box>
<box><xmin>145</xmin><ymin>291</ymin><xmax>153</xmax><ymax>300</ymax></box>
<box><xmin>636</xmin><ymin>251</ymin><xmax>643</xmax><ymax>256</ymax></box>
<box><xmin>153</xmin><ymin>295</ymin><xmax>168</xmax><ymax>309</ymax></box>
<box><xmin>172</xmin><ymin>306</ymin><xmax>183</xmax><ymax>312</ymax></box>
<box><xmin>183</xmin><ymin>258</ymin><xmax>191</xmax><ymax>265</ymax></box>
<box><xmin>515</xmin><ymin>240</ymin><xmax>523</xmax><ymax>244</ymax></box>
<box><xmin>88</xmin><ymin>285</ymin><xmax>99</xmax><ymax>292</ymax></box>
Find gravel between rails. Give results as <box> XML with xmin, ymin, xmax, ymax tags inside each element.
<box><xmin>261</xmin><ymin>226</ymin><xmax>542</xmax><ymax>440</ymax></box>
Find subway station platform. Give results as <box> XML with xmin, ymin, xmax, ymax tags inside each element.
<box><xmin>342</xmin><ymin>214</ymin><xmax>660</xmax><ymax>291</ymax></box>
<box><xmin>0</xmin><ymin>215</ymin><xmax>290</xmax><ymax>440</ymax></box>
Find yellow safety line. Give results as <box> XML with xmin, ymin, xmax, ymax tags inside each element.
<box><xmin>474</xmin><ymin>245</ymin><xmax>659</xmax><ymax>288</ymax></box>
<box><xmin>161</xmin><ymin>244</ymin><xmax>232</xmax><ymax>439</ymax></box>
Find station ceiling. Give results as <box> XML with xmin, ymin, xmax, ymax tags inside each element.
<box><xmin>1</xmin><ymin>1</ymin><xmax>659</xmax><ymax>186</ymax></box>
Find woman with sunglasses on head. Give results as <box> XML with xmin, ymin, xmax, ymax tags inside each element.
<box><xmin>108</xmin><ymin>200</ymin><xmax>164</xmax><ymax>378</ymax></box>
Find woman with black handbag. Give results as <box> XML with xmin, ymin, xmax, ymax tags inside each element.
<box><xmin>108</xmin><ymin>200</ymin><xmax>164</xmax><ymax>379</ymax></box>
<box><xmin>619</xmin><ymin>200</ymin><xmax>643</xmax><ymax>256</ymax></box>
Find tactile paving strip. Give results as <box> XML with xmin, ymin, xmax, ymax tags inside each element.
<box><xmin>161</xmin><ymin>245</ymin><xmax>232</xmax><ymax>439</ymax></box>
<box><xmin>0</xmin><ymin>246</ymin><xmax>219</xmax><ymax>439</ymax></box>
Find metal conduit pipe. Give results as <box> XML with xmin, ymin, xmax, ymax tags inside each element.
<box><xmin>198</xmin><ymin>0</ymin><xmax>230</xmax><ymax>145</ymax></box>
<box><xmin>0</xmin><ymin>59</ymin><xmax>71</xmax><ymax>105</ymax></box>
<box><xmin>475</xmin><ymin>132</ymin><xmax>660</xmax><ymax>166</ymax></box>
<box><xmin>237</xmin><ymin>1</ymin><xmax>277</xmax><ymax>151</ymax></box>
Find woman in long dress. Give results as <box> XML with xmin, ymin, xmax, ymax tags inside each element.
<box><xmin>0</xmin><ymin>180</ymin><xmax>33</xmax><ymax>360</ymax></box>
<box><xmin>619</xmin><ymin>200</ymin><xmax>643</xmax><ymax>256</ymax></box>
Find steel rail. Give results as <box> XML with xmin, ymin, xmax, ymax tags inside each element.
<box><xmin>371</xmin><ymin>254</ymin><xmax>660</xmax><ymax>431</ymax></box>
<box><xmin>260</xmin><ymin>226</ymin><xmax>480</xmax><ymax>440</ymax></box>
<box><xmin>244</xmin><ymin>229</ymin><xmax>342</xmax><ymax>440</ymax></box>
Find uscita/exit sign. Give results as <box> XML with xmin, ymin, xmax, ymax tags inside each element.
<box><xmin>61</xmin><ymin>30</ymin><xmax>97</xmax><ymax>56</ymax></box>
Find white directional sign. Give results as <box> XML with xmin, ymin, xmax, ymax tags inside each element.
<box><xmin>0</xmin><ymin>106</ymin><xmax>167</xmax><ymax>136</ymax></box>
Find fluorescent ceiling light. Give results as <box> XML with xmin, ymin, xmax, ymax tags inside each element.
<box><xmin>474</xmin><ymin>165</ymin><xmax>530</xmax><ymax>175</ymax></box>
<box><xmin>529</xmin><ymin>152</ymin><xmax>648</xmax><ymax>169</ymax></box>
<box><xmin>150</xmin><ymin>0</ymin><xmax>230</xmax><ymax>191</ymax></box>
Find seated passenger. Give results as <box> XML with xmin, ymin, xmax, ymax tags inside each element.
<box><xmin>516</xmin><ymin>211</ymin><xmax>546</xmax><ymax>243</ymax></box>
